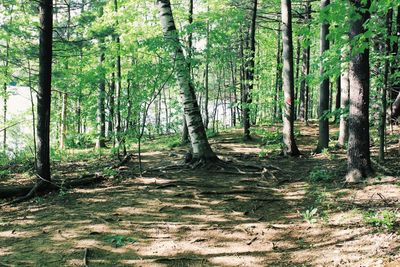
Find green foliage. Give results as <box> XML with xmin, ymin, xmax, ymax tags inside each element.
<box><xmin>300</xmin><ymin>207</ymin><xmax>318</xmax><ymax>224</ymax></box>
<box><xmin>0</xmin><ymin>169</ymin><xmax>11</xmax><ymax>179</ymax></box>
<box><xmin>206</xmin><ymin>129</ymin><xmax>219</xmax><ymax>139</ymax></box>
<box><xmin>103</xmin><ymin>167</ymin><xmax>118</xmax><ymax>178</ymax></box>
<box><xmin>309</xmin><ymin>167</ymin><xmax>335</xmax><ymax>183</ymax></box>
<box><xmin>106</xmin><ymin>235</ymin><xmax>137</xmax><ymax>248</ymax></box>
<box><xmin>364</xmin><ymin>210</ymin><xmax>398</xmax><ymax>231</ymax></box>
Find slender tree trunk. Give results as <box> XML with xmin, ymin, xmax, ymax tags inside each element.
<box><xmin>334</xmin><ymin>76</ymin><xmax>341</xmax><ymax>123</ymax></box>
<box><xmin>281</xmin><ymin>0</ymin><xmax>300</xmax><ymax>156</ymax></box>
<box><xmin>204</xmin><ymin>10</ymin><xmax>210</xmax><ymax>129</ymax></box>
<box><xmin>157</xmin><ymin>0</ymin><xmax>216</xmax><ymax>161</ymax></box>
<box><xmin>294</xmin><ymin>36</ymin><xmax>301</xmax><ymax>120</ymax></box>
<box><xmin>230</xmin><ymin>60</ymin><xmax>237</xmax><ymax>127</ymax></box>
<box><xmin>242</xmin><ymin>0</ymin><xmax>257</xmax><ymax>140</ymax></box>
<box><xmin>3</xmin><ymin>41</ymin><xmax>9</xmax><ymax>152</ymax></box>
<box><xmin>346</xmin><ymin>0</ymin><xmax>372</xmax><ymax>182</ymax></box>
<box><xmin>108</xmin><ymin>72</ymin><xmax>115</xmax><ymax>138</ymax></box>
<box><xmin>59</xmin><ymin>93</ymin><xmax>67</xmax><ymax>149</ymax></box>
<box><xmin>182</xmin><ymin>0</ymin><xmax>193</xmax><ymax>144</ymax></box>
<box><xmin>390</xmin><ymin>6</ymin><xmax>400</xmax><ymax>122</ymax></box>
<box><xmin>299</xmin><ymin>45</ymin><xmax>308</xmax><ymax>121</ymax></box>
<box><xmin>316</xmin><ymin>0</ymin><xmax>330</xmax><ymax>153</ymax></box>
<box><xmin>338</xmin><ymin>64</ymin><xmax>349</xmax><ymax>147</ymax></box>
<box><xmin>37</xmin><ymin>0</ymin><xmax>53</xmax><ymax>184</ymax></box>
<box><xmin>96</xmin><ymin>49</ymin><xmax>106</xmax><ymax>149</ymax></box>
<box><xmin>274</xmin><ymin>28</ymin><xmax>282</xmax><ymax>121</ymax></box>
<box><xmin>305</xmin><ymin>43</ymin><xmax>311</xmax><ymax>123</ymax></box>
<box><xmin>379</xmin><ymin>9</ymin><xmax>392</xmax><ymax>161</ymax></box>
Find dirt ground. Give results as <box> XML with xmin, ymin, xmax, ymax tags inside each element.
<box><xmin>1</xmin><ymin>123</ymin><xmax>400</xmax><ymax>267</ymax></box>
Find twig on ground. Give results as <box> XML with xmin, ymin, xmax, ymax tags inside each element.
<box><xmin>83</xmin><ymin>248</ymin><xmax>88</xmax><ymax>267</ymax></box>
<box><xmin>247</xmin><ymin>236</ymin><xmax>258</xmax><ymax>245</ymax></box>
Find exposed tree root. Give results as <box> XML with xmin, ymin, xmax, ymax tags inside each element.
<box><xmin>144</xmin><ymin>157</ymin><xmax>280</xmax><ymax>177</ymax></box>
<box><xmin>0</xmin><ymin>173</ymin><xmax>104</xmax><ymax>204</ymax></box>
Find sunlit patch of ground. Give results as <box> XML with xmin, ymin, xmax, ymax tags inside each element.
<box><xmin>0</xmin><ymin>123</ymin><xmax>399</xmax><ymax>266</ymax></box>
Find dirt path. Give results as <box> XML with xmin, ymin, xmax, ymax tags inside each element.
<box><xmin>1</xmin><ymin>124</ymin><xmax>399</xmax><ymax>266</ymax></box>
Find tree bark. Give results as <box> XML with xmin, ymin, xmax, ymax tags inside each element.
<box><xmin>3</xmin><ymin>41</ymin><xmax>9</xmax><ymax>152</ymax></box>
<box><xmin>378</xmin><ymin>9</ymin><xmax>392</xmax><ymax>161</ymax></box>
<box><xmin>96</xmin><ymin>50</ymin><xmax>106</xmax><ymax>149</ymax></box>
<box><xmin>37</xmin><ymin>0</ymin><xmax>53</xmax><ymax>184</ymax></box>
<box><xmin>157</xmin><ymin>0</ymin><xmax>216</xmax><ymax>161</ymax></box>
<box><xmin>346</xmin><ymin>0</ymin><xmax>372</xmax><ymax>182</ymax></box>
<box><xmin>274</xmin><ymin>28</ymin><xmax>282</xmax><ymax>121</ymax></box>
<box><xmin>338</xmin><ymin>64</ymin><xmax>349</xmax><ymax>147</ymax></box>
<box><xmin>281</xmin><ymin>0</ymin><xmax>300</xmax><ymax>156</ymax></box>
<box><xmin>390</xmin><ymin>6</ymin><xmax>400</xmax><ymax>122</ymax></box>
<box><xmin>316</xmin><ymin>0</ymin><xmax>330</xmax><ymax>153</ymax></box>
<box><xmin>242</xmin><ymin>0</ymin><xmax>257</xmax><ymax>140</ymax></box>
<box><xmin>182</xmin><ymin>0</ymin><xmax>193</xmax><ymax>144</ymax></box>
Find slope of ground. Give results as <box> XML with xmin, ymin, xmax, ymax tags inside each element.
<box><xmin>0</xmin><ymin>123</ymin><xmax>399</xmax><ymax>266</ymax></box>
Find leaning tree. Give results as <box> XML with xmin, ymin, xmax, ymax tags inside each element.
<box><xmin>157</xmin><ymin>0</ymin><xmax>217</xmax><ymax>163</ymax></box>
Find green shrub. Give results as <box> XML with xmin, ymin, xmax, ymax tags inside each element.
<box><xmin>309</xmin><ymin>167</ymin><xmax>335</xmax><ymax>182</ymax></box>
<box><xmin>364</xmin><ymin>210</ymin><xmax>398</xmax><ymax>231</ymax></box>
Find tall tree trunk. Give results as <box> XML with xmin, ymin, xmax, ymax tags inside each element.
<box><xmin>157</xmin><ymin>0</ymin><xmax>216</xmax><ymax>161</ymax></box>
<box><xmin>390</xmin><ymin>6</ymin><xmax>400</xmax><ymax>122</ymax></box>
<box><xmin>3</xmin><ymin>40</ymin><xmax>9</xmax><ymax>152</ymax></box>
<box><xmin>242</xmin><ymin>0</ymin><xmax>257</xmax><ymax>140</ymax></box>
<box><xmin>182</xmin><ymin>0</ymin><xmax>193</xmax><ymax>144</ymax></box>
<box><xmin>346</xmin><ymin>0</ymin><xmax>372</xmax><ymax>182</ymax></box>
<box><xmin>96</xmin><ymin>49</ymin><xmax>106</xmax><ymax>149</ymax></box>
<box><xmin>37</xmin><ymin>0</ymin><xmax>53</xmax><ymax>184</ymax></box>
<box><xmin>281</xmin><ymin>0</ymin><xmax>300</xmax><ymax>156</ymax></box>
<box><xmin>108</xmin><ymin>72</ymin><xmax>115</xmax><ymax>138</ymax></box>
<box><xmin>316</xmin><ymin>0</ymin><xmax>330</xmax><ymax>153</ymax></box>
<box><xmin>294</xmin><ymin>36</ymin><xmax>301</xmax><ymax>120</ymax></box>
<box><xmin>379</xmin><ymin>9</ymin><xmax>393</xmax><ymax>161</ymax></box>
<box><xmin>274</xmin><ymin>28</ymin><xmax>282</xmax><ymax>121</ymax></box>
<box><xmin>114</xmin><ymin>0</ymin><xmax>124</xmax><ymax>154</ymax></box>
<box><xmin>334</xmin><ymin>76</ymin><xmax>341</xmax><ymax>123</ymax></box>
<box><xmin>338</xmin><ymin>64</ymin><xmax>349</xmax><ymax>147</ymax></box>
<box><xmin>204</xmin><ymin>10</ymin><xmax>210</xmax><ymax>129</ymax></box>
<box><xmin>59</xmin><ymin>93</ymin><xmax>67</xmax><ymax>149</ymax></box>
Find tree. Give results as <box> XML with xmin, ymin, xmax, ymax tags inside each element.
<box><xmin>281</xmin><ymin>0</ymin><xmax>300</xmax><ymax>156</ymax></box>
<box><xmin>181</xmin><ymin>0</ymin><xmax>193</xmax><ymax>145</ymax></box>
<box><xmin>96</xmin><ymin>46</ymin><xmax>107</xmax><ymax>149</ymax></box>
<box><xmin>157</xmin><ymin>0</ymin><xmax>217</xmax><ymax>162</ymax></box>
<box><xmin>299</xmin><ymin>1</ymin><xmax>311</xmax><ymax>123</ymax></box>
<box><xmin>346</xmin><ymin>0</ymin><xmax>372</xmax><ymax>182</ymax></box>
<box><xmin>338</xmin><ymin>60</ymin><xmax>349</xmax><ymax>147</ymax></box>
<box><xmin>36</xmin><ymin>0</ymin><xmax>53</xmax><ymax>184</ymax></box>
<box><xmin>243</xmin><ymin>0</ymin><xmax>258</xmax><ymax>140</ymax></box>
<box><xmin>316</xmin><ymin>0</ymin><xmax>330</xmax><ymax>153</ymax></box>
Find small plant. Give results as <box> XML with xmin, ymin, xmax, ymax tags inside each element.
<box><xmin>0</xmin><ymin>169</ymin><xmax>11</xmax><ymax>178</ymax></box>
<box><xmin>103</xmin><ymin>167</ymin><xmax>118</xmax><ymax>178</ymax></box>
<box><xmin>58</xmin><ymin>181</ymin><xmax>67</xmax><ymax>197</ymax></box>
<box><xmin>258</xmin><ymin>150</ymin><xmax>267</xmax><ymax>158</ymax></box>
<box><xmin>309</xmin><ymin>167</ymin><xmax>334</xmax><ymax>183</ymax></box>
<box><xmin>300</xmin><ymin>207</ymin><xmax>318</xmax><ymax>224</ymax></box>
<box><xmin>34</xmin><ymin>196</ymin><xmax>45</xmax><ymax>204</ymax></box>
<box><xmin>106</xmin><ymin>235</ymin><xmax>137</xmax><ymax>248</ymax></box>
<box><xmin>364</xmin><ymin>210</ymin><xmax>398</xmax><ymax>231</ymax></box>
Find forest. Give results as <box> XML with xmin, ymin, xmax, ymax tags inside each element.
<box><xmin>0</xmin><ymin>0</ymin><xmax>400</xmax><ymax>266</ymax></box>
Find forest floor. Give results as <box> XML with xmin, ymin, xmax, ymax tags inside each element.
<box><xmin>1</xmin><ymin>123</ymin><xmax>400</xmax><ymax>267</ymax></box>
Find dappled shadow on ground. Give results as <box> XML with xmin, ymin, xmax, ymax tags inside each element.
<box><xmin>0</xmin><ymin>123</ymin><xmax>399</xmax><ymax>266</ymax></box>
